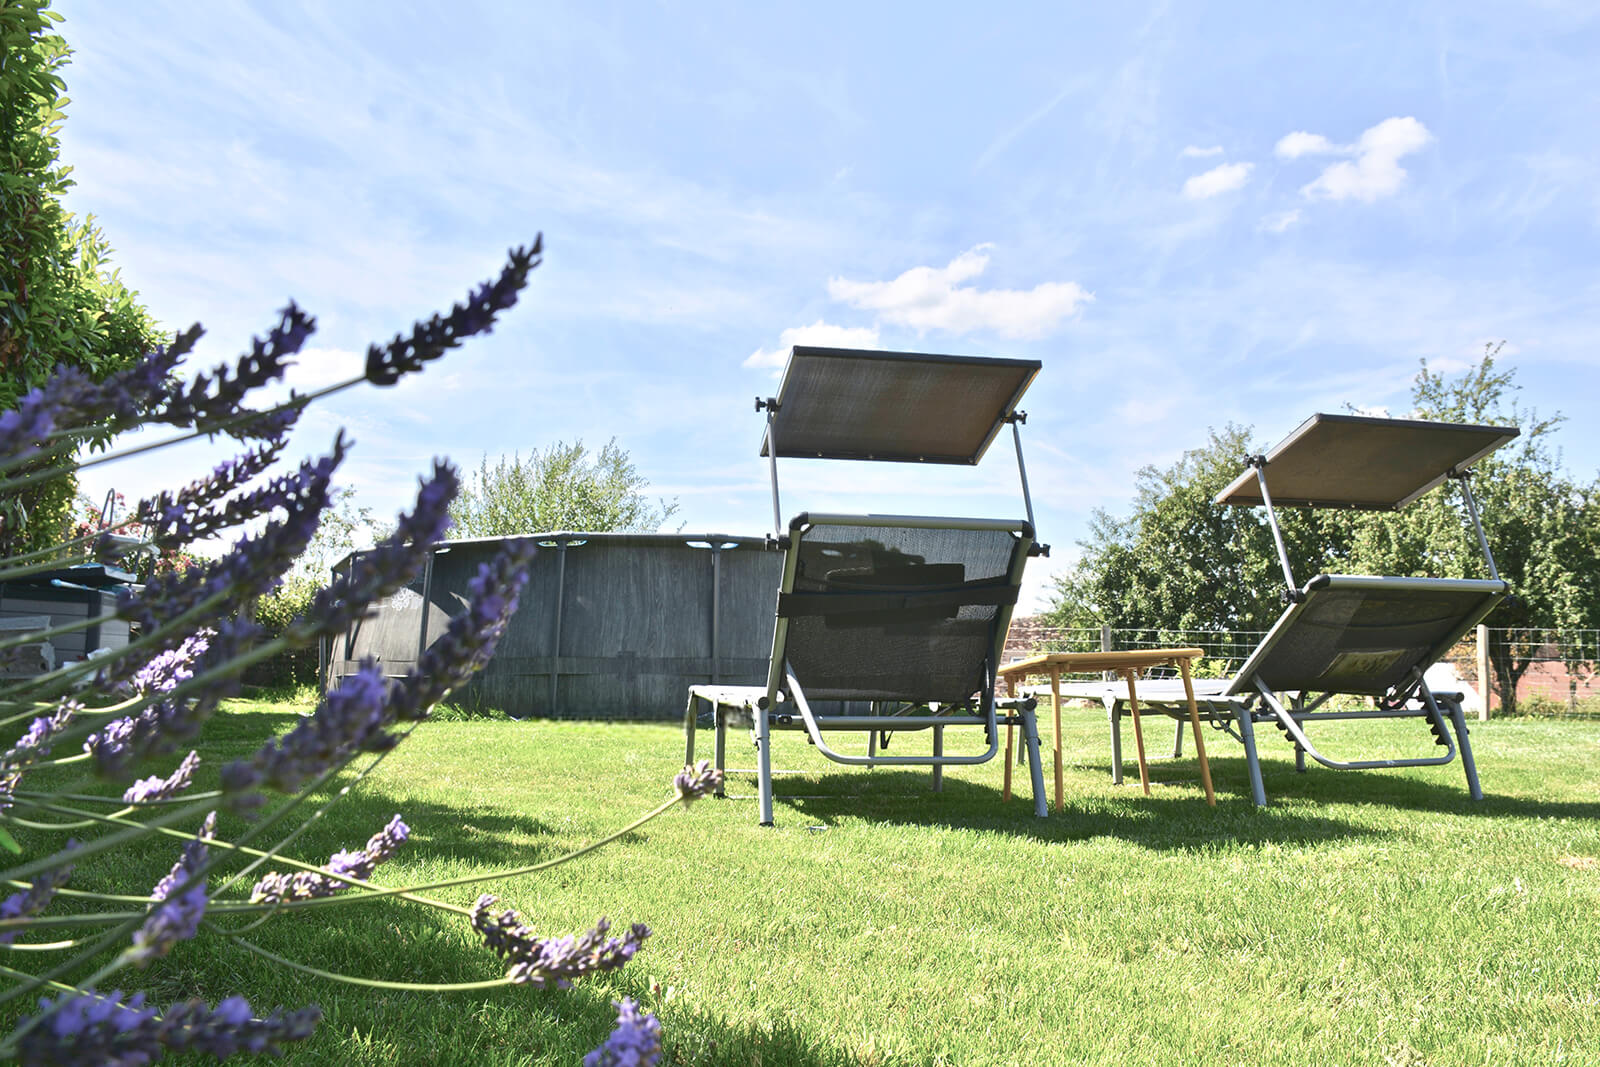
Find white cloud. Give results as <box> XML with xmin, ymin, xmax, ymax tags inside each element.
<box><xmin>1274</xmin><ymin>131</ymin><xmax>1341</xmax><ymax>159</ymax></box>
<box><xmin>1300</xmin><ymin>117</ymin><xmax>1433</xmax><ymax>202</ymax></box>
<box><xmin>744</xmin><ymin>320</ymin><xmax>882</xmax><ymax>368</ymax></box>
<box><xmin>825</xmin><ymin>246</ymin><xmax>1091</xmax><ymax>340</ymax></box>
<box><xmin>1180</xmin><ymin>144</ymin><xmax>1224</xmax><ymax>158</ymax></box>
<box><xmin>1259</xmin><ymin>209</ymin><xmax>1303</xmax><ymax>233</ymax></box>
<box><xmin>1182</xmin><ymin>161</ymin><xmax>1254</xmax><ymax>199</ymax></box>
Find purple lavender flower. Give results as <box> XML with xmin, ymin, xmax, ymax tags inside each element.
<box><xmin>85</xmin><ymin>687</ymin><xmax>227</xmax><ymax>780</ymax></box>
<box><xmin>584</xmin><ymin>999</ymin><xmax>663</xmax><ymax>1067</ymax></box>
<box><xmin>673</xmin><ymin>760</ymin><xmax>724</xmax><ymax>806</ymax></box>
<box><xmin>296</xmin><ymin>461</ymin><xmax>460</xmax><ymax>642</ymax></box>
<box><xmin>386</xmin><ymin>541</ymin><xmax>535</xmax><ymax>721</ymax></box>
<box><xmin>469</xmin><ymin>895</ymin><xmax>650</xmax><ymax>989</ymax></box>
<box><xmin>1</xmin><ymin>701</ymin><xmax>78</xmax><ymax>810</ymax></box>
<box><xmin>121</xmin><ymin>750</ymin><xmax>200</xmax><ymax>805</ymax></box>
<box><xmin>0</xmin><ymin>844</ymin><xmax>76</xmax><ymax>945</ymax></box>
<box><xmin>114</xmin><ymin>437</ymin><xmax>344</xmax><ymax>646</ymax></box>
<box><xmin>154</xmin><ymin>304</ymin><xmax>316</xmax><ymax>430</ymax></box>
<box><xmin>119</xmin><ymin>435</ymin><xmax>291</xmax><ymax>554</ymax></box>
<box><xmin>12</xmin><ymin>990</ymin><xmax>320</xmax><ymax>1064</ymax></box>
<box><xmin>126</xmin><ymin>631</ymin><xmax>212</xmax><ymax>695</ymax></box>
<box><xmin>250</xmin><ymin>814</ymin><xmax>410</xmax><ymax>904</ymax></box>
<box><xmin>129</xmin><ymin>811</ymin><xmax>215</xmax><ymax>965</ymax></box>
<box><xmin>365</xmin><ymin>242</ymin><xmax>540</xmax><ymax>386</ymax></box>
<box><xmin>0</xmin><ymin>327</ymin><xmax>199</xmax><ymax>469</ymax></box>
<box><xmin>225</xmin><ymin>663</ymin><xmax>392</xmax><ymax>797</ymax></box>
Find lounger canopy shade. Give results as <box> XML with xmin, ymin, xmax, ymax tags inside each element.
<box><xmin>759</xmin><ymin>346</ymin><xmax>1041</xmax><ymax>465</ymax></box>
<box><xmin>1214</xmin><ymin>413</ymin><xmax>1519</xmax><ymax>511</ymax></box>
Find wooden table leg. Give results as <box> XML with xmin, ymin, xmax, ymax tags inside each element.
<box><xmin>1179</xmin><ymin>659</ymin><xmax>1215</xmax><ymax>806</ymax></box>
<box><xmin>1051</xmin><ymin>667</ymin><xmax>1064</xmax><ymax>813</ymax></box>
<box><xmin>1003</xmin><ymin>676</ymin><xmax>1015</xmax><ymax>802</ymax></box>
<box><xmin>1124</xmin><ymin>669</ymin><xmax>1151</xmax><ymax>797</ymax></box>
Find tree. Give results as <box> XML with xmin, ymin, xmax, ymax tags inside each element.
<box><xmin>448</xmin><ymin>438</ymin><xmax>678</xmax><ymax>538</ymax></box>
<box><xmin>0</xmin><ymin>0</ymin><xmax>162</xmax><ymax>555</ymax></box>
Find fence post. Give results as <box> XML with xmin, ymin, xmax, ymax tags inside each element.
<box><xmin>1100</xmin><ymin>623</ymin><xmax>1113</xmax><ymax>681</ymax></box>
<box><xmin>1475</xmin><ymin>623</ymin><xmax>1491</xmax><ymax>721</ymax></box>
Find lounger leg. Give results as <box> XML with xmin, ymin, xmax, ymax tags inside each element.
<box><xmin>1235</xmin><ymin>703</ymin><xmax>1267</xmax><ymax>807</ymax></box>
<box><xmin>1003</xmin><ymin>720</ymin><xmax>1014</xmax><ymax>802</ymax></box>
<box><xmin>1294</xmin><ymin>746</ymin><xmax>1307</xmax><ymax>774</ymax></box>
<box><xmin>756</xmin><ymin>708</ymin><xmax>775</xmax><ymax>826</ymax></box>
<box><xmin>932</xmin><ymin>725</ymin><xmax>944</xmax><ymax>792</ymax></box>
<box><xmin>712</xmin><ymin>700</ymin><xmax>727</xmax><ymax>798</ymax></box>
<box><xmin>1124</xmin><ymin>670</ymin><xmax>1152</xmax><ymax>797</ymax></box>
<box><xmin>1444</xmin><ymin>695</ymin><xmax>1484</xmax><ymax>801</ymax></box>
<box><xmin>683</xmin><ymin>691</ymin><xmax>698</xmax><ymax>766</ymax></box>
<box><xmin>1019</xmin><ymin>704</ymin><xmax>1048</xmax><ymax>817</ymax></box>
<box><xmin>1107</xmin><ymin>697</ymin><xmax>1124</xmax><ymax>786</ymax></box>
<box><xmin>1171</xmin><ymin>717</ymin><xmax>1184</xmax><ymax>758</ymax></box>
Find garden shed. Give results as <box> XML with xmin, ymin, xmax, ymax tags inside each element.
<box><xmin>325</xmin><ymin>533</ymin><xmax>780</xmax><ymax>719</ymax></box>
<box><xmin>0</xmin><ymin>564</ymin><xmax>135</xmax><ymax>676</ymax></box>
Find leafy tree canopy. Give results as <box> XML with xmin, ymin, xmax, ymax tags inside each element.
<box><xmin>447</xmin><ymin>438</ymin><xmax>679</xmax><ymax>539</ymax></box>
<box><xmin>1</xmin><ymin>0</ymin><xmax>161</xmax><ymax>553</ymax></box>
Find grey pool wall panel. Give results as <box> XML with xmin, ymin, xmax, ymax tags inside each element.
<box><xmin>327</xmin><ymin>533</ymin><xmax>781</xmax><ymax>720</ymax></box>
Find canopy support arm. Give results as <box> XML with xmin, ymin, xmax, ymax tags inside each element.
<box><xmin>1250</xmin><ymin>456</ymin><xmax>1299</xmax><ymax>599</ymax></box>
<box><xmin>1451</xmin><ymin>468</ymin><xmax>1500</xmax><ymax>581</ymax></box>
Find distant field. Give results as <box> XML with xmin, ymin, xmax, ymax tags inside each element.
<box><xmin>28</xmin><ymin>699</ymin><xmax>1600</xmax><ymax>1066</ymax></box>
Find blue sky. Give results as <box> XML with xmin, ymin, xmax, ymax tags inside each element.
<box><xmin>56</xmin><ymin>1</ymin><xmax>1600</xmax><ymax>609</ymax></box>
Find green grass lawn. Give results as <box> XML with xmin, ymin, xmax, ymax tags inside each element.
<box><xmin>15</xmin><ymin>699</ymin><xmax>1600</xmax><ymax>1066</ymax></box>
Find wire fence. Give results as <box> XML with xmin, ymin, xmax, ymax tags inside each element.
<box><xmin>1004</xmin><ymin>622</ymin><xmax>1600</xmax><ymax>715</ymax></box>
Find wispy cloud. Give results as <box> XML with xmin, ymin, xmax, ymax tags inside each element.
<box><xmin>1179</xmin><ymin>144</ymin><xmax>1224</xmax><ymax>158</ymax></box>
<box><xmin>1296</xmin><ymin>117</ymin><xmax>1434</xmax><ymax>201</ymax></box>
<box><xmin>826</xmin><ymin>246</ymin><xmax>1091</xmax><ymax>340</ymax></box>
<box><xmin>1182</xmin><ymin>161</ymin><xmax>1253</xmax><ymax>199</ymax></box>
<box><xmin>1259</xmin><ymin>209</ymin><xmax>1303</xmax><ymax>233</ymax></box>
<box><xmin>1274</xmin><ymin>131</ymin><xmax>1341</xmax><ymax>159</ymax></box>
<box><xmin>744</xmin><ymin>321</ymin><xmax>882</xmax><ymax>369</ymax></box>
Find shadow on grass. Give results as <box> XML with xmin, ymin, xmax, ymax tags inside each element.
<box><xmin>744</xmin><ymin>744</ymin><xmax>1600</xmax><ymax>850</ymax></box>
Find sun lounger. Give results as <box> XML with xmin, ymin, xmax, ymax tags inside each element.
<box><xmin>1057</xmin><ymin>413</ymin><xmax>1517</xmax><ymax>805</ymax></box>
<box><xmin>683</xmin><ymin>346</ymin><xmax>1051</xmax><ymax>824</ymax></box>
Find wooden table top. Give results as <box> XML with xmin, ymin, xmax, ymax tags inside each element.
<box><xmin>999</xmin><ymin>648</ymin><xmax>1205</xmax><ymax>678</ymax></box>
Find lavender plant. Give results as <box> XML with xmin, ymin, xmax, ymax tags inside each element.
<box><xmin>0</xmin><ymin>239</ymin><xmax>718</xmax><ymax>1065</ymax></box>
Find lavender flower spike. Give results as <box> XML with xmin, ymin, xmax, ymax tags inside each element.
<box><xmin>0</xmin><ymin>843</ymin><xmax>76</xmax><ymax>945</ymax></box>
<box><xmin>673</xmin><ymin>760</ymin><xmax>723</xmax><ymax>807</ymax></box>
<box><xmin>129</xmin><ymin>812</ymin><xmax>215</xmax><ymax>966</ymax></box>
<box><xmin>12</xmin><ymin>990</ymin><xmax>320</xmax><ymax>1063</ymax></box>
<box><xmin>1</xmin><ymin>700</ymin><xmax>78</xmax><ymax>811</ymax></box>
<box><xmin>122</xmin><ymin>750</ymin><xmax>201</xmax><ymax>805</ymax></box>
<box><xmin>469</xmin><ymin>895</ymin><xmax>650</xmax><ymax>989</ymax></box>
<box><xmin>250</xmin><ymin>814</ymin><xmax>410</xmax><ymax>904</ymax></box>
<box><xmin>585</xmin><ymin>999</ymin><xmax>663</xmax><ymax>1067</ymax></box>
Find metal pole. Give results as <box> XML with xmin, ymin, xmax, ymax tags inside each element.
<box><xmin>414</xmin><ymin>548</ymin><xmax>435</xmax><ymax>668</ymax></box>
<box><xmin>1010</xmin><ymin>415</ymin><xmax>1036</xmax><ymax>532</ymax></box>
<box><xmin>710</xmin><ymin>543</ymin><xmax>722</xmax><ymax>684</ymax></box>
<box><xmin>1251</xmin><ymin>459</ymin><xmax>1298</xmax><ymax>595</ymax></box>
<box><xmin>764</xmin><ymin>405</ymin><xmax>783</xmax><ymax>537</ymax></box>
<box><xmin>1476</xmin><ymin>622</ymin><xmax>1491</xmax><ymax>721</ymax></box>
<box><xmin>1452</xmin><ymin>471</ymin><xmax>1500</xmax><ymax>581</ymax></box>
<box><xmin>550</xmin><ymin>538</ymin><xmax>567</xmax><ymax>715</ymax></box>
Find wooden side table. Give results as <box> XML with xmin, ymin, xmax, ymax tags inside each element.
<box><xmin>998</xmin><ymin>648</ymin><xmax>1215</xmax><ymax>808</ymax></box>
